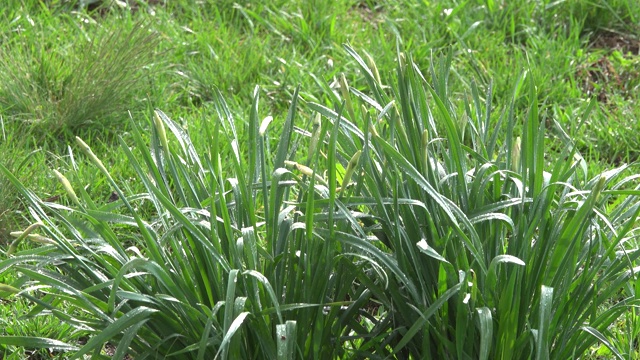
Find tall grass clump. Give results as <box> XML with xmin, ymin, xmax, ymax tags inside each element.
<box><xmin>0</xmin><ymin>20</ymin><xmax>158</xmax><ymax>138</ymax></box>
<box><xmin>321</xmin><ymin>46</ymin><xmax>640</xmax><ymax>358</ymax></box>
<box><xmin>0</xmin><ymin>85</ymin><xmax>389</xmax><ymax>358</ymax></box>
<box><xmin>1</xmin><ymin>45</ymin><xmax>640</xmax><ymax>359</ymax></box>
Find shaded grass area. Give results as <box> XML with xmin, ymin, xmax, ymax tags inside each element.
<box><xmin>0</xmin><ymin>0</ymin><xmax>639</xmax><ymax>358</ymax></box>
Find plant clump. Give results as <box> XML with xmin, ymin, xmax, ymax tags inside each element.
<box><xmin>0</xmin><ymin>21</ymin><xmax>158</xmax><ymax>140</ymax></box>
<box><xmin>1</xmin><ymin>47</ymin><xmax>639</xmax><ymax>359</ymax></box>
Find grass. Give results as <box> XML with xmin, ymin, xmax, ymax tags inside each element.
<box><xmin>0</xmin><ymin>0</ymin><xmax>639</xmax><ymax>358</ymax></box>
<box><xmin>0</xmin><ymin>14</ymin><xmax>158</xmax><ymax>140</ymax></box>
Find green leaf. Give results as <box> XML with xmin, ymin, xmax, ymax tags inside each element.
<box><xmin>581</xmin><ymin>326</ymin><xmax>625</xmax><ymax>360</ymax></box>
<box><xmin>71</xmin><ymin>307</ymin><xmax>158</xmax><ymax>359</ymax></box>
<box><xmin>416</xmin><ymin>238</ymin><xmax>450</xmax><ymax>264</ymax></box>
<box><xmin>274</xmin><ymin>86</ymin><xmax>300</xmax><ymax>170</ymax></box>
<box><xmin>215</xmin><ymin>312</ymin><xmax>250</xmax><ymax>360</ymax></box>
<box><xmin>485</xmin><ymin>255</ymin><xmax>525</xmax><ymax>295</ymax></box>
<box><xmin>243</xmin><ymin>270</ymin><xmax>282</xmax><ymax>323</ymax></box>
<box><xmin>535</xmin><ymin>285</ymin><xmax>553</xmax><ymax>360</ymax></box>
<box><xmin>276</xmin><ymin>320</ymin><xmax>297</xmax><ymax>360</ymax></box>
<box><xmin>477</xmin><ymin>307</ymin><xmax>493</xmax><ymax>360</ymax></box>
<box><xmin>392</xmin><ymin>282</ymin><xmax>462</xmax><ymax>355</ymax></box>
<box><xmin>0</xmin><ymin>336</ymin><xmax>79</xmax><ymax>351</ymax></box>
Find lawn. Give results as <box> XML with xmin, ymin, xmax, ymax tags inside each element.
<box><xmin>1</xmin><ymin>0</ymin><xmax>640</xmax><ymax>358</ymax></box>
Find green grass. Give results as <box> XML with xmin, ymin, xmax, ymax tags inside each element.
<box><xmin>0</xmin><ymin>14</ymin><xmax>158</xmax><ymax>140</ymax></box>
<box><xmin>0</xmin><ymin>272</ymin><xmax>74</xmax><ymax>359</ymax></box>
<box><xmin>0</xmin><ymin>0</ymin><xmax>639</xmax><ymax>358</ymax></box>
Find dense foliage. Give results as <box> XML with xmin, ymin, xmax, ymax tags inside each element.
<box><xmin>2</xmin><ymin>46</ymin><xmax>640</xmax><ymax>358</ymax></box>
<box><xmin>1</xmin><ymin>0</ymin><xmax>640</xmax><ymax>359</ymax></box>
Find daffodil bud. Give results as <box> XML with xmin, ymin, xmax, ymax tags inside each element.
<box><xmin>339</xmin><ymin>73</ymin><xmax>356</xmax><ymax>121</ymax></box>
<box><xmin>308</xmin><ymin>113</ymin><xmax>322</xmax><ymax>159</ymax></box>
<box><xmin>53</xmin><ymin>169</ymin><xmax>81</xmax><ymax>207</ymax></box>
<box><xmin>511</xmin><ymin>137</ymin><xmax>521</xmax><ymax>172</ymax></box>
<box><xmin>76</xmin><ymin>137</ymin><xmax>108</xmax><ymax>175</ymax></box>
<box><xmin>153</xmin><ymin>110</ymin><xmax>169</xmax><ymax>151</ymax></box>
<box><xmin>7</xmin><ymin>222</ymin><xmax>44</xmax><ymax>255</ymax></box>
<box><xmin>364</xmin><ymin>51</ymin><xmax>382</xmax><ymax>86</ymax></box>
<box><xmin>340</xmin><ymin>150</ymin><xmax>362</xmax><ymax>196</ymax></box>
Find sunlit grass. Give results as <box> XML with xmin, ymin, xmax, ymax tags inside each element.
<box><xmin>0</xmin><ymin>0</ymin><xmax>639</xmax><ymax>358</ymax></box>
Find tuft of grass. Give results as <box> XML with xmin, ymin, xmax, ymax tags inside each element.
<box><xmin>0</xmin><ymin>91</ymin><xmax>385</xmax><ymax>358</ymax></box>
<box><xmin>0</xmin><ymin>18</ymin><xmax>158</xmax><ymax>139</ymax></box>
<box><xmin>304</xmin><ymin>47</ymin><xmax>640</xmax><ymax>358</ymax></box>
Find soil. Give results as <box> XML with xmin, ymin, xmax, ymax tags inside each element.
<box><xmin>589</xmin><ymin>29</ymin><xmax>640</xmax><ymax>55</ymax></box>
<box><xmin>576</xmin><ymin>30</ymin><xmax>640</xmax><ymax>103</ymax></box>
